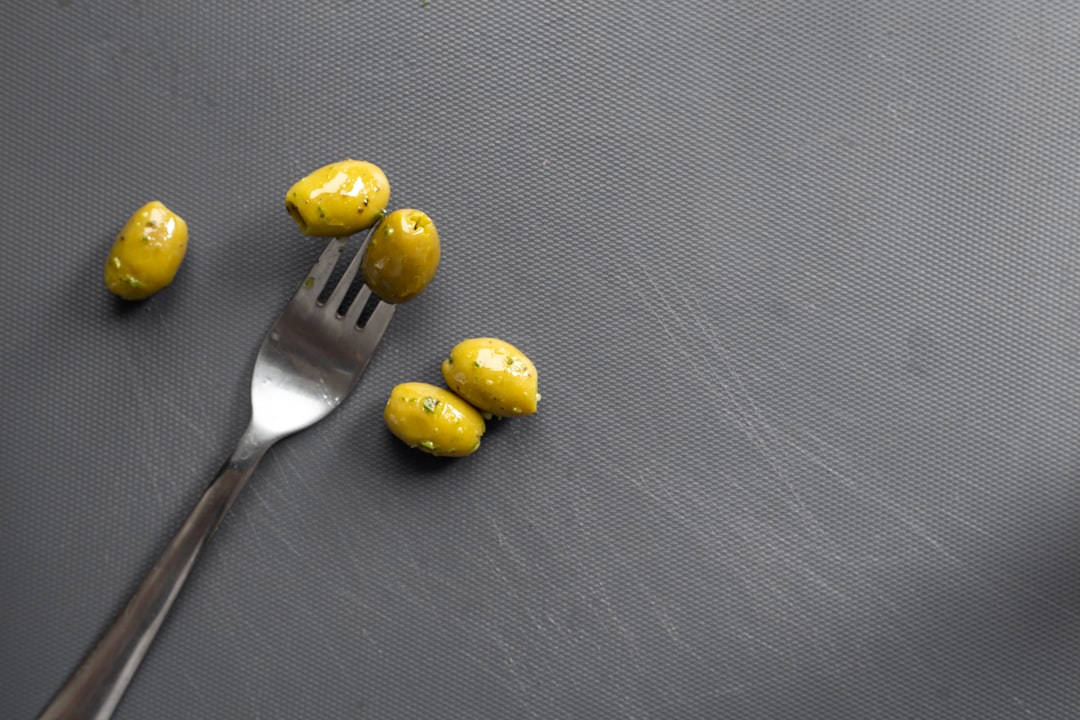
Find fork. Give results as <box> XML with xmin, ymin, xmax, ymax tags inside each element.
<box><xmin>38</xmin><ymin>230</ymin><xmax>395</xmax><ymax>720</ymax></box>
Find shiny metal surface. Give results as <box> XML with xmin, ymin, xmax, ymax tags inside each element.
<box><xmin>37</xmin><ymin>233</ymin><xmax>395</xmax><ymax>720</ymax></box>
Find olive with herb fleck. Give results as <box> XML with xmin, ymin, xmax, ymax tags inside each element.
<box><xmin>361</xmin><ymin>208</ymin><xmax>440</xmax><ymax>304</ymax></box>
<box><xmin>441</xmin><ymin>338</ymin><xmax>540</xmax><ymax>417</ymax></box>
<box><xmin>285</xmin><ymin>159</ymin><xmax>390</xmax><ymax>236</ymax></box>
<box><xmin>384</xmin><ymin>382</ymin><xmax>485</xmax><ymax>457</ymax></box>
<box><xmin>104</xmin><ymin>201</ymin><xmax>188</xmax><ymax>300</ymax></box>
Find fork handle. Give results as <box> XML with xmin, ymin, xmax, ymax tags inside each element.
<box><xmin>38</xmin><ymin>424</ymin><xmax>277</xmax><ymax>720</ymax></box>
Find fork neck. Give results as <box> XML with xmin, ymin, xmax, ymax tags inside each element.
<box><xmin>234</xmin><ymin>422</ymin><xmax>281</xmax><ymax>462</ymax></box>
<box><xmin>35</xmin><ymin>422</ymin><xmax>283</xmax><ymax>720</ymax></box>
<box><xmin>214</xmin><ymin>422</ymin><xmax>280</xmax><ymax>508</ymax></box>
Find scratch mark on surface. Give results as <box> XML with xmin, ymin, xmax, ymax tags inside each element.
<box><xmin>491</xmin><ymin>516</ymin><xmax>509</xmax><ymax>547</ymax></box>
<box><xmin>246</xmin><ymin>484</ymin><xmax>303</xmax><ymax>558</ymax></box>
<box><xmin>629</xmin><ymin>256</ymin><xmax>681</xmax><ymax>356</ymax></box>
<box><xmin>346</xmin><ymin>567</ymin><xmax>542</xmax><ymax>717</ymax></box>
<box><xmin>740</xmin><ymin>628</ymin><xmax>780</xmax><ymax>655</ymax></box>
<box><xmin>161</xmin><ymin>394</ymin><xmax>209</xmax><ymax>442</ymax></box>
<box><xmin>277</xmin><ymin>446</ymin><xmax>306</xmax><ymax>482</ymax></box>
<box><xmin>333</xmin><ymin>524</ymin><xmax>369</xmax><ymax>578</ymax></box>
<box><xmin>1012</xmin><ymin>695</ymin><xmax>1035</xmax><ymax>718</ymax></box>
<box><xmin>588</xmin><ymin>448</ymin><xmax>717</xmax><ymax>548</ymax></box>
<box><xmin>463</xmin><ymin>542</ymin><xmax>543</xmax><ymax>636</ymax></box>
<box><xmin>458</xmin><ymin>646</ymin><xmax>541</xmax><ymax>718</ymax></box>
<box><xmin>628</xmin><ymin>260</ymin><xmax>830</xmax><ymax>539</ymax></box>
<box><xmin>333</xmin><ymin>586</ymin><xmax>396</xmax><ymax>627</ymax></box>
<box><xmin>489</xmin><ymin>632</ymin><xmax>541</xmax><ymax>719</ymax></box>
<box><xmin>686</xmin><ymin>296</ymin><xmax>834</xmax><ymax>541</ymax></box>
<box><xmin>633</xmin><ymin>571</ymin><xmax>706</xmax><ymax>674</ymax></box>
<box><xmin>780</xmin><ymin>424</ymin><xmax>1080</xmax><ymax>620</ymax></box>
<box><xmin>239</xmin><ymin>506</ymin><xmax>267</xmax><ymax>554</ymax></box>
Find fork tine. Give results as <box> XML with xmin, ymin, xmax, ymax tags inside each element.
<box><xmin>300</xmin><ymin>237</ymin><xmax>349</xmax><ymax>299</ymax></box>
<box><xmin>296</xmin><ymin>225</ymin><xmax>375</xmax><ymax>302</ymax></box>
<box><xmin>324</xmin><ymin>234</ymin><xmax>370</xmax><ymax>313</ymax></box>
<box><xmin>357</xmin><ymin>301</ymin><xmax>395</xmax><ymax>345</ymax></box>
<box><xmin>342</xmin><ymin>285</ymin><xmax>373</xmax><ymax>326</ymax></box>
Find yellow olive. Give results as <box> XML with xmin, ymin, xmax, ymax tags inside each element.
<box><xmin>104</xmin><ymin>201</ymin><xmax>188</xmax><ymax>300</ymax></box>
<box><xmin>361</xmin><ymin>209</ymin><xmax>440</xmax><ymax>304</ymax></box>
<box><xmin>384</xmin><ymin>382</ymin><xmax>485</xmax><ymax>457</ymax></box>
<box><xmin>441</xmin><ymin>338</ymin><xmax>540</xmax><ymax>417</ymax></box>
<box><xmin>285</xmin><ymin>159</ymin><xmax>390</xmax><ymax>236</ymax></box>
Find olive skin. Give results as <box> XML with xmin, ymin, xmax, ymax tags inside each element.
<box><xmin>285</xmin><ymin>159</ymin><xmax>389</xmax><ymax>236</ymax></box>
<box><xmin>104</xmin><ymin>201</ymin><xmax>188</xmax><ymax>300</ymax></box>
<box><xmin>384</xmin><ymin>382</ymin><xmax>485</xmax><ymax>457</ymax></box>
<box><xmin>441</xmin><ymin>338</ymin><xmax>539</xmax><ymax>417</ymax></box>
<box><xmin>361</xmin><ymin>209</ymin><xmax>440</xmax><ymax>304</ymax></box>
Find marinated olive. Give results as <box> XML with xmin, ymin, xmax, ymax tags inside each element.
<box><xmin>104</xmin><ymin>201</ymin><xmax>188</xmax><ymax>300</ymax></box>
<box><xmin>361</xmin><ymin>209</ymin><xmax>440</xmax><ymax>304</ymax></box>
<box><xmin>441</xmin><ymin>338</ymin><xmax>539</xmax><ymax>417</ymax></box>
<box><xmin>384</xmin><ymin>382</ymin><xmax>485</xmax><ymax>457</ymax></box>
<box><xmin>285</xmin><ymin>159</ymin><xmax>390</xmax><ymax>236</ymax></box>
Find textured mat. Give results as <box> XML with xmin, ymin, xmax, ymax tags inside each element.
<box><xmin>4</xmin><ymin>1</ymin><xmax>1080</xmax><ymax>718</ymax></box>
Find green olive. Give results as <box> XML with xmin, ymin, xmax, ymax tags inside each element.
<box><xmin>384</xmin><ymin>382</ymin><xmax>485</xmax><ymax>457</ymax></box>
<box><xmin>441</xmin><ymin>338</ymin><xmax>540</xmax><ymax>417</ymax></box>
<box><xmin>361</xmin><ymin>209</ymin><xmax>440</xmax><ymax>304</ymax></box>
<box><xmin>285</xmin><ymin>159</ymin><xmax>390</xmax><ymax>236</ymax></box>
<box><xmin>104</xmin><ymin>201</ymin><xmax>188</xmax><ymax>300</ymax></box>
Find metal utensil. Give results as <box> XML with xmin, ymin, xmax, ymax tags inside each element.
<box><xmin>39</xmin><ymin>231</ymin><xmax>395</xmax><ymax>720</ymax></box>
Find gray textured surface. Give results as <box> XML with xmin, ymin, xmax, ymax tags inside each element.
<box><xmin>4</xmin><ymin>1</ymin><xmax>1080</xmax><ymax>718</ymax></box>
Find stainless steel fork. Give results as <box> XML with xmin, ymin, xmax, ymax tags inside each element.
<box><xmin>39</xmin><ymin>231</ymin><xmax>395</xmax><ymax>720</ymax></box>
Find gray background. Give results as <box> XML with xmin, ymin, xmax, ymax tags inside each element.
<box><xmin>3</xmin><ymin>1</ymin><xmax>1080</xmax><ymax>718</ymax></box>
